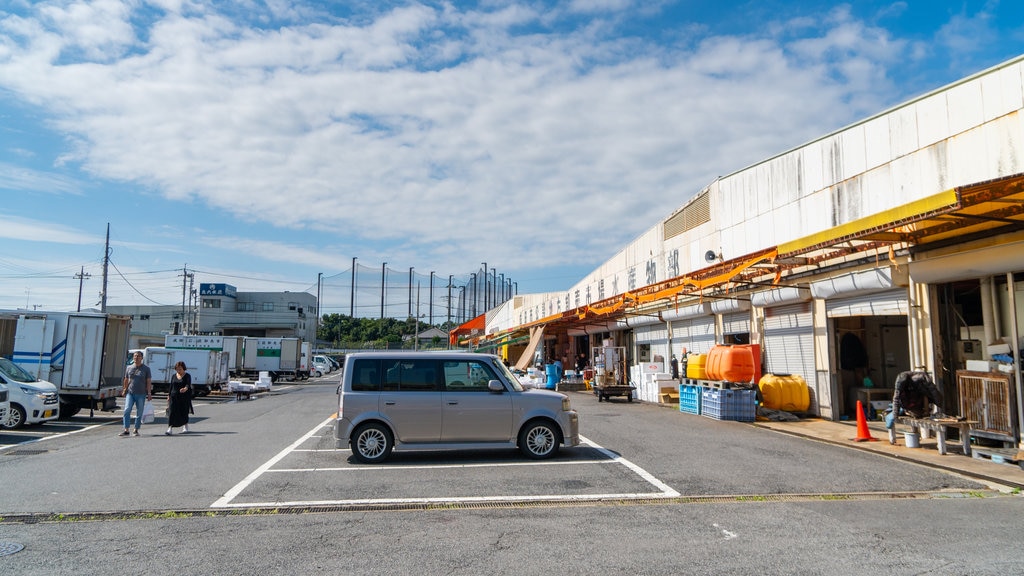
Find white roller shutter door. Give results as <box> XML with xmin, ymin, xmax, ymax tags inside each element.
<box><xmin>762</xmin><ymin>302</ymin><xmax>815</xmax><ymax>383</ymax></box>
<box><xmin>671</xmin><ymin>316</ymin><xmax>716</xmax><ymax>353</ymax></box>
<box><xmin>825</xmin><ymin>289</ymin><xmax>908</xmax><ymax>317</ymax></box>
<box><xmin>635</xmin><ymin>323</ymin><xmax>670</xmax><ymax>361</ymax></box>
<box><xmin>722</xmin><ymin>311</ymin><xmax>750</xmax><ymax>337</ymax></box>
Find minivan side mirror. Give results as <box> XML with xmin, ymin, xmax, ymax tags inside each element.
<box><xmin>487</xmin><ymin>380</ymin><xmax>504</xmax><ymax>393</ymax></box>
<box><xmin>336</xmin><ymin>384</ymin><xmax>343</xmax><ymax>395</ymax></box>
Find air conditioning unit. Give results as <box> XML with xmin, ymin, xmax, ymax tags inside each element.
<box><xmin>955</xmin><ymin>340</ymin><xmax>983</xmax><ymax>363</ymax></box>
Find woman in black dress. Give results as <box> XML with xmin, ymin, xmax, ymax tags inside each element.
<box><xmin>165</xmin><ymin>361</ymin><xmax>193</xmax><ymax>435</ymax></box>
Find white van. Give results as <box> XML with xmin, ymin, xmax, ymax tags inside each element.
<box><xmin>0</xmin><ymin>357</ymin><xmax>60</xmax><ymax>428</ymax></box>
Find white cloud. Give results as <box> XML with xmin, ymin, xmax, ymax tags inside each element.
<box><xmin>0</xmin><ymin>1</ymin><xmax>971</xmax><ymax>292</ymax></box>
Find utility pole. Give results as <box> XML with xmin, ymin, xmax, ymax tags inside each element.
<box><xmin>180</xmin><ymin>265</ymin><xmax>193</xmax><ymax>334</ymax></box>
<box><xmin>75</xmin><ymin>266</ymin><xmax>91</xmax><ymax>312</ymax></box>
<box><xmin>100</xmin><ymin>223</ymin><xmax>110</xmax><ymax>312</ymax></box>
<box><xmin>429</xmin><ymin>271</ymin><xmax>435</xmax><ymax>325</ymax></box>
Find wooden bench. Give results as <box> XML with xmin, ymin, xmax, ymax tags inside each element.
<box><xmin>887</xmin><ymin>416</ymin><xmax>976</xmax><ymax>456</ymax></box>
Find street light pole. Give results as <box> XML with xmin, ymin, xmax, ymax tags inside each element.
<box><xmin>350</xmin><ymin>257</ymin><xmax>357</xmax><ymax>317</ymax></box>
<box><xmin>316</xmin><ymin>272</ymin><xmax>322</xmax><ymax>346</ymax></box>
<box><xmin>408</xmin><ymin>267</ymin><xmax>414</xmax><ymax>318</ymax></box>
<box><xmin>470</xmin><ymin>273</ymin><xmax>477</xmax><ymax>317</ymax></box>
<box><xmin>447</xmin><ymin>274</ymin><xmax>453</xmax><ymax>325</ymax></box>
<box><xmin>482</xmin><ymin>262</ymin><xmax>488</xmax><ymax>311</ymax></box>
<box><xmin>380</xmin><ymin>262</ymin><xmax>387</xmax><ymax>319</ymax></box>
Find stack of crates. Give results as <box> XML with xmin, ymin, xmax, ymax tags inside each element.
<box><xmin>679</xmin><ymin>384</ymin><xmax>703</xmax><ymax>415</ymax></box>
<box><xmin>701</xmin><ymin>388</ymin><xmax>756</xmax><ymax>422</ymax></box>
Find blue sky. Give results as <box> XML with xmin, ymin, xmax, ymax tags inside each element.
<box><xmin>1</xmin><ymin>1</ymin><xmax>1023</xmax><ymax>319</ymax></box>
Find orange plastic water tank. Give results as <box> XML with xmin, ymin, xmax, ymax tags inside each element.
<box><xmin>706</xmin><ymin>345</ymin><xmax>754</xmax><ymax>383</ymax></box>
<box><xmin>685</xmin><ymin>353</ymin><xmax>707</xmax><ymax>380</ymax></box>
<box><xmin>758</xmin><ymin>373</ymin><xmax>810</xmax><ymax>412</ymax></box>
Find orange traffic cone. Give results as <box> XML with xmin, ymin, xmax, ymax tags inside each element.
<box><xmin>852</xmin><ymin>400</ymin><xmax>877</xmax><ymax>442</ymax></box>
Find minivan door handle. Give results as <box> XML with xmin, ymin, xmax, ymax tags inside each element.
<box><xmin>447</xmin><ymin>401</ymin><xmax>458</xmax><ymax>405</ymax></box>
<box><xmin>384</xmin><ymin>401</ymin><xmax>396</xmax><ymax>405</ymax></box>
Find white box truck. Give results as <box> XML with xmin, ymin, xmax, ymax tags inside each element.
<box><xmin>241</xmin><ymin>337</ymin><xmax>302</xmax><ymax>381</ymax></box>
<box><xmin>144</xmin><ymin>347</ymin><xmax>229</xmax><ymax>396</ymax></box>
<box><xmin>165</xmin><ymin>335</ymin><xmax>243</xmax><ymax>376</ymax></box>
<box><xmin>0</xmin><ymin>310</ymin><xmax>131</xmax><ymax>417</ymax></box>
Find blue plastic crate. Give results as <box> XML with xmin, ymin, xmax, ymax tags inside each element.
<box><xmin>679</xmin><ymin>384</ymin><xmax>703</xmax><ymax>415</ymax></box>
<box><xmin>701</xmin><ymin>388</ymin><xmax>756</xmax><ymax>422</ymax></box>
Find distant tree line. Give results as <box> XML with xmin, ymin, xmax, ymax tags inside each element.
<box><xmin>317</xmin><ymin>314</ymin><xmax>455</xmax><ymax>349</ymax></box>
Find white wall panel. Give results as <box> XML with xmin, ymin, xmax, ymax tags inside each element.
<box><xmin>889</xmin><ymin>105</ymin><xmax>919</xmax><ymax>158</ymax></box>
<box><xmin>840</xmin><ymin>124</ymin><xmax>867</xmax><ymax>180</ymax></box>
<box><xmin>916</xmin><ymin>92</ymin><xmax>951</xmax><ymax>148</ymax></box>
<box><xmin>801</xmin><ymin>143</ymin><xmax>825</xmax><ymax>194</ymax></box>
<box><xmin>861</xmin><ymin>165</ymin><xmax>893</xmax><ymax>215</ymax></box>
<box><xmin>863</xmin><ymin>116</ymin><xmax>892</xmax><ymax>172</ymax></box>
<box><xmin>985</xmin><ymin>112</ymin><xmax>1024</xmax><ymax>177</ymax></box>
<box><xmin>981</xmin><ymin>63</ymin><xmax>1024</xmax><ymax>122</ymax></box>
<box><xmin>947</xmin><ymin>78</ymin><xmax>984</xmax><ymax>135</ymax></box>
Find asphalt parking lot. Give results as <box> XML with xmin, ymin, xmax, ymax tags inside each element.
<box><xmin>212</xmin><ymin>417</ymin><xmax>679</xmax><ymax>508</ymax></box>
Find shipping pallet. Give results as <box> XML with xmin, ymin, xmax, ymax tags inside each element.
<box><xmin>971</xmin><ymin>446</ymin><xmax>1024</xmax><ymax>471</ymax></box>
<box><xmin>681</xmin><ymin>379</ymin><xmax>754</xmax><ymax>390</ymax></box>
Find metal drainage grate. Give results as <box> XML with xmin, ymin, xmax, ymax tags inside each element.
<box><xmin>3</xmin><ymin>449</ymin><xmax>48</xmax><ymax>456</ymax></box>
<box><xmin>0</xmin><ymin>542</ymin><xmax>24</xmax><ymax>556</ymax></box>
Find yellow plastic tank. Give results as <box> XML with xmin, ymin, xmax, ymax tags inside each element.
<box><xmin>758</xmin><ymin>373</ymin><xmax>810</xmax><ymax>412</ymax></box>
<box><xmin>686</xmin><ymin>353</ymin><xmax>707</xmax><ymax>379</ymax></box>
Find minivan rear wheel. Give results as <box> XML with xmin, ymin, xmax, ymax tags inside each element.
<box><xmin>518</xmin><ymin>420</ymin><xmax>560</xmax><ymax>459</ymax></box>
<box><xmin>351</xmin><ymin>423</ymin><xmax>393</xmax><ymax>464</ymax></box>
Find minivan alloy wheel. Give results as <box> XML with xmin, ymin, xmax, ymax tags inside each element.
<box><xmin>352</xmin><ymin>422</ymin><xmax>393</xmax><ymax>464</ymax></box>
<box><xmin>519</xmin><ymin>421</ymin><xmax>559</xmax><ymax>459</ymax></box>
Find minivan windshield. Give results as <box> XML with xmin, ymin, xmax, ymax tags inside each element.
<box><xmin>491</xmin><ymin>358</ymin><xmax>524</xmax><ymax>392</ymax></box>
<box><xmin>0</xmin><ymin>357</ymin><xmax>38</xmax><ymax>383</ymax></box>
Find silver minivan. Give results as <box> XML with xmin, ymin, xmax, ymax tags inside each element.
<box><xmin>335</xmin><ymin>352</ymin><xmax>580</xmax><ymax>463</ymax></box>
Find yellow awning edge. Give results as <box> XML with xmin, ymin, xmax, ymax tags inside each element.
<box><xmin>778</xmin><ymin>188</ymin><xmax>959</xmax><ymax>255</ymax></box>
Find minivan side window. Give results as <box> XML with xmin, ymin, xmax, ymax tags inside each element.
<box><xmin>443</xmin><ymin>360</ymin><xmax>500</xmax><ymax>392</ymax></box>
<box><xmin>350</xmin><ymin>359</ymin><xmax>381</xmax><ymax>392</ymax></box>
<box><xmin>382</xmin><ymin>359</ymin><xmax>438</xmax><ymax>392</ymax></box>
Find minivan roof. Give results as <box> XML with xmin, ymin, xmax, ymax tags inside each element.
<box><xmin>345</xmin><ymin>351</ymin><xmax>497</xmax><ymax>360</ymax></box>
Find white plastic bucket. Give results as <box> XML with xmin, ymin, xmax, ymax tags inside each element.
<box><xmin>904</xmin><ymin>432</ymin><xmax>920</xmax><ymax>448</ymax></box>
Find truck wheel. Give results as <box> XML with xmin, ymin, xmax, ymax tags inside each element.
<box><xmin>59</xmin><ymin>402</ymin><xmax>81</xmax><ymax>419</ymax></box>
<box><xmin>2</xmin><ymin>404</ymin><xmax>26</xmax><ymax>429</ymax></box>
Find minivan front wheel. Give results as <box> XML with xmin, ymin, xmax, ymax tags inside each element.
<box><xmin>518</xmin><ymin>420</ymin><xmax>560</xmax><ymax>459</ymax></box>
<box><xmin>351</xmin><ymin>423</ymin><xmax>394</xmax><ymax>464</ymax></box>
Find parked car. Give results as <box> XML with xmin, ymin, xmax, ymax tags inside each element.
<box><xmin>335</xmin><ymin>352</ymin><xmax>580</xmax><ymax>463</ymax></box>
<box><xmin>0</xmin><ymin>356</ymin><xmax>60</xmax><ymax>428</ymax></box>
<box><xmin>311</xmin><ymin>360</ymin><xmax>331</xmax><ymax>378</ymax></box>
<box><xmin>0</xmin><ymin>381</ymin><xmax>8</xmax><ymax>427</ymax></box>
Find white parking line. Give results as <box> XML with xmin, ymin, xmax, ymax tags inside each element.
<box><xmin>0</xmin><ymin>422</ymin><xmax>113</xmax><ymax>452</ymax></box>
<box><xmin>211</xmin><ymin>423</ymin><xmax>680</xmax><ymax>509</ymax></box>
<box><xmin>210</xmin><ymin>416</ymin><xmax>334</xmax><ymax>508</ymax></box>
